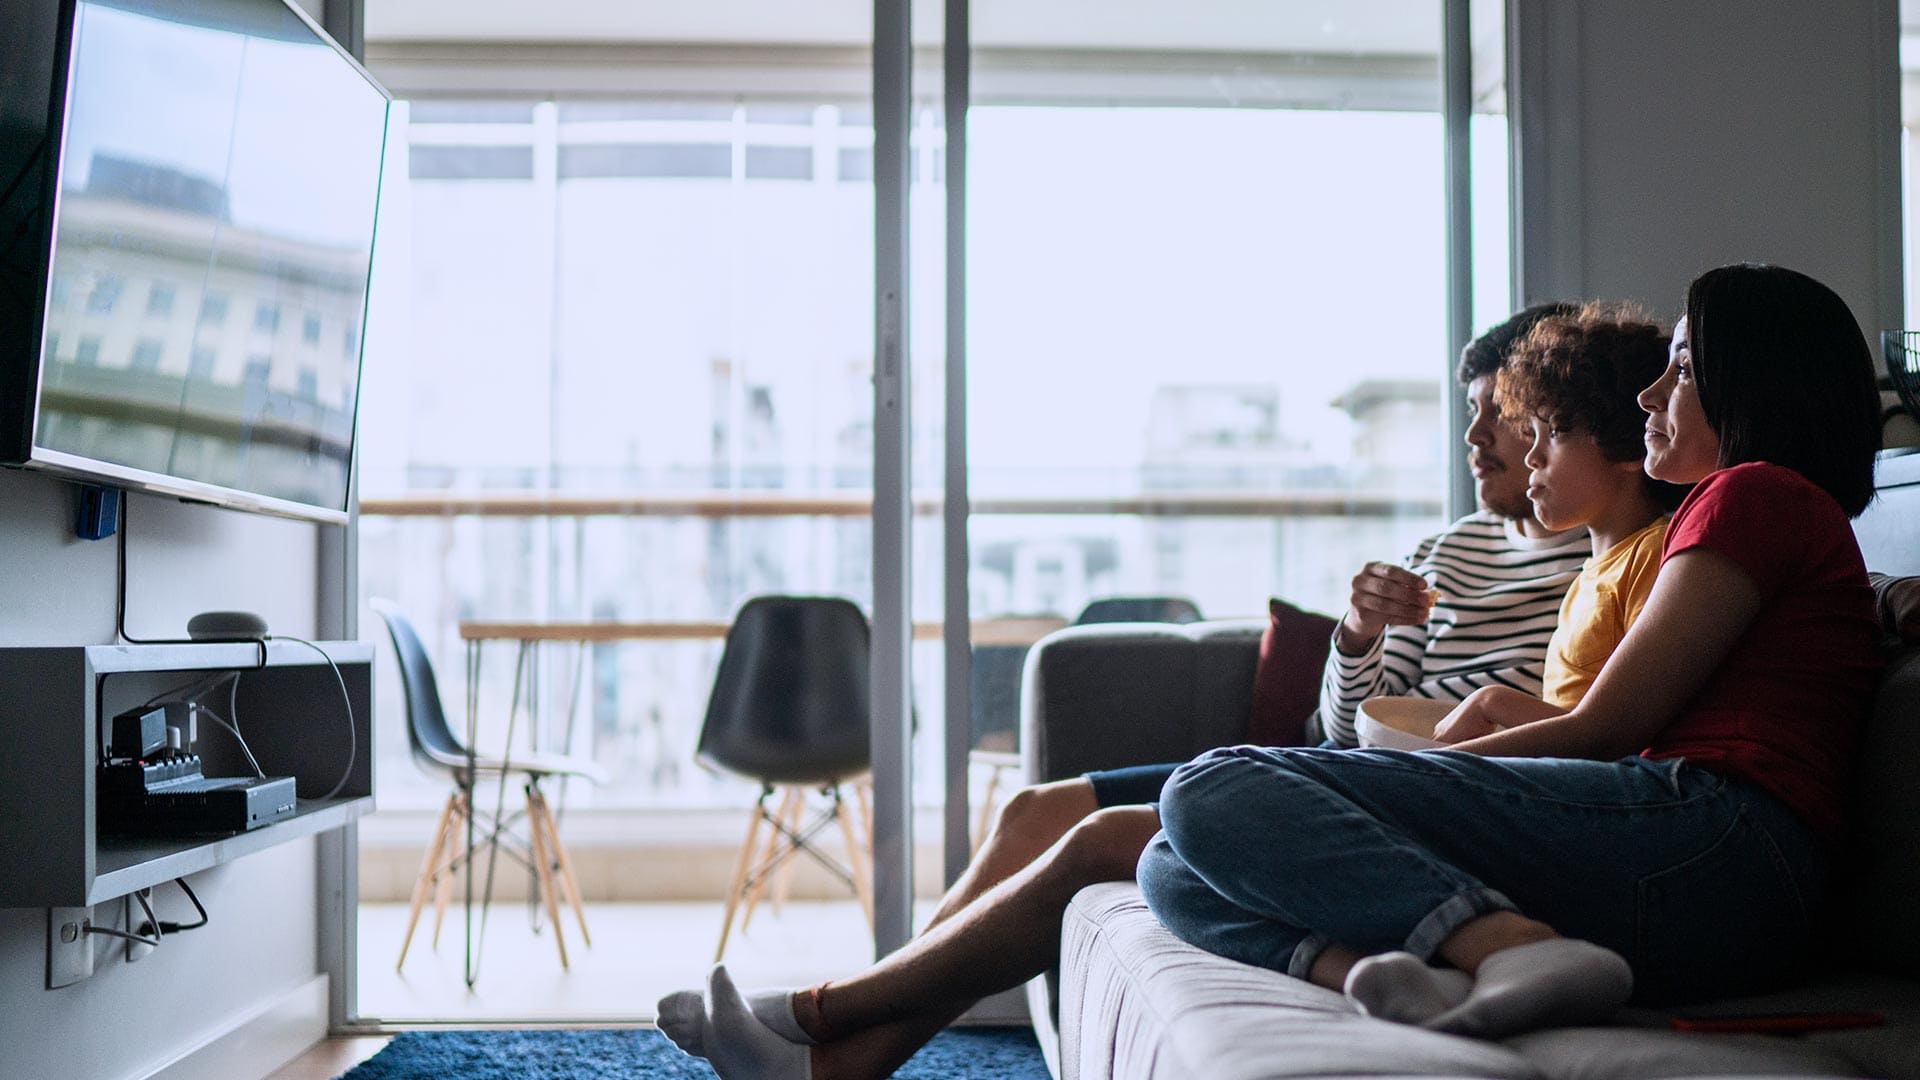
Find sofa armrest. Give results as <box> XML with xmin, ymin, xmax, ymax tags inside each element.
<box><xmin>1020</xmin><ymin>620</ymin><xmax>1265</xmax><ymax>786</ymax></box>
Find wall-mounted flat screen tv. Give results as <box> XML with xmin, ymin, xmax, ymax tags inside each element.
<box><xmin>0</xmin><ymin>0</ymin><xmax>389</xmax><ymax>524</ymax></box>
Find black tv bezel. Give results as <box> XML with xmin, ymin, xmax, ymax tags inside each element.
<box><xmin>0</xmin><ymin>0</ymin><xmax>392</xmax><ymax>526</ymax></box>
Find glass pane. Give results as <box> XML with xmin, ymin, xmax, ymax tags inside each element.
<box><xmin>1895</xmin><ymin>4</ymin><xmax>1920</xmax><ymax>443</ymax></box>
<box><xmin>355</xmin><ymin>33</ymin><xmax>880</xmax><ymax>1020</ymax></box>
<box><xmin>1470</xmin><ymin>0</ymin><xmax>1514</xmax><ymax>337</ymax></box>
<box><xmin>960</xmin><ymin>2</ymin><xmax>1461</xmax><ymax>807</ymax></box>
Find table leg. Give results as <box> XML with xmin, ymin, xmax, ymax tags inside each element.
<box><xmin>464</xmin><ymin>639</ymin><xmax>481</xmax><ymax>987</ymax></box>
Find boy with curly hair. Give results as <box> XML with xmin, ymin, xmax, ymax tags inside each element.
<box><xmin>1434</xmin><ymin>303</ymin><xmax>1686</xmax><ymax>738</ymax></box>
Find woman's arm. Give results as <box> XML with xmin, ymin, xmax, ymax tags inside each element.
<box><xmin>1445</xmin><ymin>547</ymin><xmax>1763</xmax><ymax>760</ymax></box>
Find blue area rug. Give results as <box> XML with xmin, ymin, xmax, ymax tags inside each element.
<box><xmin>340</xmin><ymin>1027</ymin><xmax>1050</xmax><ymax>1079</ymax></box>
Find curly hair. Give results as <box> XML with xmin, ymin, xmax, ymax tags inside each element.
<box><xmin>1495</xmin><ymin>304</ymin><xmax>1670</xmax><ymax>460</ymax></box>
<box><xmin>1495</xmin><ymin>303</ymin><xmax>1688</xmax><ymax>509</ymax></box>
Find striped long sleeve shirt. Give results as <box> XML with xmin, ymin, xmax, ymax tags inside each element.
<box><xmin>1318</xmin><ymin>512</ymin><xmax>1591</xmax><ymax>747</ymax></box>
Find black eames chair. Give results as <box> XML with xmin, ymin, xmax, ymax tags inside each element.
<box><xmin>967</xmin><ymin>596</ymin><xmax>1205</xmax><ymax>849</ymax></box>
<box><xmin>697</xmin><ymin>595</ymin><xmax>873</xmax><ymax>961</ymax></box>
<box><xmin>1073</xmin><ymin>595</ymin><xmax>1203</xmax><ymax>626</ymax></box>
<box><xmin>370</xmin><ymin>599</ymin><xmax>608</xmax><ymax>977</ymax></box>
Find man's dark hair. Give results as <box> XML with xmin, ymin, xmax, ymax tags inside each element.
<box><xmin>1685</xmin><ymin>264</ymin><xmax>1881</xmax><ymax>517</ymax></box>
<box><xmin>1496</xmin><ymin>303</ymin><xmax>1689</xmax><ymax>511</ymax></box>
<box><xmin>1456</xmin><ymin>301</ymin><xmax>1581</xmax><ymax>385</ymax></box>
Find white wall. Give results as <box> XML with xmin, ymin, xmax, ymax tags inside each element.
<box><xmin>0</xmin><ymin>471</ymin><xmax>330</xmax><ymax>1080</ymax></box>
<box><xmin>1511</xmin><ymin>0</ymin><xmax>1902</xmax><ymax>337</ymax></box>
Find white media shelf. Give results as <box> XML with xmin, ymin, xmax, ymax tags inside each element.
<box><xmin>0</xmin><ymin>640</ymin><xmax>373</xmax><ymax>908</ymax></box>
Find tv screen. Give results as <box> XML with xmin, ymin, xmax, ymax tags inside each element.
<box><xmin>0</xmin><ymin>0</ymin><xmax>388</xmax><ymax>523</ymax></box>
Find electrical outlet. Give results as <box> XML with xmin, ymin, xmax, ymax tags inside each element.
<box><xmin>46</xmin><ymin>907</ymin><xmax>93</xmax><ymax>989</ymax></box>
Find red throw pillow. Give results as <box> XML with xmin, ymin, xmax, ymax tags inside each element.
<box><xmin>1247</xmin><ymin>596</ymin><xmax>1338</xmax><ymax>747</ymax></box>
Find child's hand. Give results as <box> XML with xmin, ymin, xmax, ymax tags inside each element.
<box><xmin>1433</xmin><ymin>697</ymin><xmax>1503</xmax><ymax>744</ymax></box>
<box><xmin>1336</xmin><ymin>561</ymin><xmax>1437</xmax><ymax>653</ymax></box>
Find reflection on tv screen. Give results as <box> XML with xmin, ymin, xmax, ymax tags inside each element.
<box><xmin>36</xmin><ymin>0</ymin><xmax>386</xmax><ymax>514</ymax></box>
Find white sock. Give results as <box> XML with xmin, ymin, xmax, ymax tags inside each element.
<box><xmin>747</xmin><ymin>988</ymin><xmax>818</xmax><ymax>1045</ymax></box>
<box><xmin>704</xmin><ymin>963</ymin><xmax>813</xmax><ymax>1080</ymax></box>
<box><xmin>655</xmin><ymin>988</ymin><xmax>707</xmax><ymax>1058</ymax></box>
<box><xmin>1426</xmin><ymin>938</ymin><xmax>1632</xmax><ymax>1039</ymax></box>
<box><xmin>1344</xmin><ymin>952</ymin><xmax>1475</xmax><ymax>1025</ymax></box>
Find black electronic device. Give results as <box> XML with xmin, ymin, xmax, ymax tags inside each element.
<box><xmin>98</xmin><ymin>758</ymin><xmax>296</xmax><ymax>835</ymax></box>
<box><xmin>110</xmin><ymin>706</ymin><xmax>168</xmax><ymax>760</ymax></box>
<box><xmin>186</xmin><ymin>611</ymin><xmax>269</xmax><ymax>641</ymax></box>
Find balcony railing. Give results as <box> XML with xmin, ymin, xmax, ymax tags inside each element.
<box><xmin>357</xmin><ymin>486</ymin><xmax>1446</xmax><ymax>810</ymax></box>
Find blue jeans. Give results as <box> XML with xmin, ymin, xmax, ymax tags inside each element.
<box><xmin>1136</xmin><ymin>745</ymin><xmax>1826</xmax><ymax>1005</ymax></box>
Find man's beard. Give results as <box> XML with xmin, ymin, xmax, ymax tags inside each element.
<box><xmin>1480</xmin><ymin>486</ymin><xmax>1536</xmax><ymax>522</ymax></box>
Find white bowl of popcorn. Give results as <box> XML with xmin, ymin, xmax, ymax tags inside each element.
<box><xmin>1355</xmin><ymin>696</ymin><xmax>1455</xmax><ymax>751</ymax></box>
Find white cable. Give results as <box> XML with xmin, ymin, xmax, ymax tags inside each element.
<box><xmin>127</xmin><ymin>636</ymin><xmax>355</xmax><ymax>800</ymax></box>
<box><xmin>263</xmin><ymin>635</ymin><xmax>357</xmax><ymax>801</ymax></box>
<box><xmin>191</xmin><ymin>702</ymin><xmax>266</xmax><ymax>779</ymax></box>
<box><xmin>137</xmin><ymin>671</ymin><xmax>234</xmax><ymax>712</ymax></box>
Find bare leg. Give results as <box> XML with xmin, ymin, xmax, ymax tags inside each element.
<box><xmin>1307</xmin><ymin>943</ymin><xmax>1363</xmax><ymax>990</ymax></box>
<box><xmin>793</xmin><ymin>805</ymin><xmax>1163</xmax><ymax>1080</ymax></box>
<box><xmin>1435</xmin><ymin>911</ymin><xmax>1556</xmax><ymax>973</ymax></box>
<box><xmin>924</xmin><ymin>779</ymin><xmax>1101</xmax><ymax>930</ymax></box>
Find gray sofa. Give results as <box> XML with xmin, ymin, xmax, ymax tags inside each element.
<box><xmin>1018</xmin><ymin>451</ymin><xmax>1920</xmax><ymax>1080</ymax></box>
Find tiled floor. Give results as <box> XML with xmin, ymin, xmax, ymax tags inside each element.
<box><xmin>356</xmin><ymin>899</ymin><xmax>915</xmax><ymax>1023</ymax></box>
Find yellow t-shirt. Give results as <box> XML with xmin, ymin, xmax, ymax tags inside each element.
<box><xmin>1541</xmin><ymin>517</ymin><xmax>1669</xmax><ymax>709</ymax></box>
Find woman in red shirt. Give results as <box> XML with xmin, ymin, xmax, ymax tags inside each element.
<box><xmin>1126</xmin><ymin>262</ymin><xmax>1884</xmax><ymax>1036</ymax></box>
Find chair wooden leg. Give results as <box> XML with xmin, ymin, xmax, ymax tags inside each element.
<box><xmin>524</xmin><ymin>785</ymin><xmax>569</xmax><ymax>969</ymax></box>
<box><xmin>854</xmin><ymin>778</ymin><xmax>875</xmax><ymax>907</ymax></box>
<box><xmin>833</xmin><ymin>786</ymin><xmax>875</xmax><ymax>929</ymax></box>
<box><xmin>973</xmin><ymin>763</ymin><xmax>1009</xmax><ymax>856</ymax></box>
<box><xmin>397</xmin><ymin>792</ymin><xmax>458</xmax><ymax>971</ymax></box>
<box><xmin>715</xmin><ymin>794</ymin><xmax>769</xmax><ymax>963</ymax></box>
<box><xmin>855</xmin><ymin>779</ymin><xmax>874</xmax><ymax>854</ymax></box>
<box><xmin>742</xmin><ymin>787</ymin><xmax>797</xmax><ymax>932</ymax></box>
<box><xmin>770</xmin><ymin>786</ymin><xmax>807</xmax><ymax>915</ymax></box>
<box><xmin>430</xmin><ymin>792</ymin><xmax>468</xmax><ymax>948</ymax></box>
<box><xmin>530</xmin><ymin>787</ymin><xmax>591</xmax><ymax>948</ymax></box>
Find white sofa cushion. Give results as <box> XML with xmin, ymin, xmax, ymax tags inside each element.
<box><xmin>1054</xmin><ymin>882</ymin><xmax>1891</xmax><ymax>1080</ymax></box>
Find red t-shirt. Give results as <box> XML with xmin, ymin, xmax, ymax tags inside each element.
<box><xmin>1643</xmin><ymin>462</ymin><xmax>1881</xmax><ymax>836</ymax></box>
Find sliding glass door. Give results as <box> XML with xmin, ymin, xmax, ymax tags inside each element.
<box><xmin>936</xmin><ymin>0</ymin><xmax>1498</xmax><ymax>896</ymax></box>
<box><xmin>344</xmin><ymin>0</ymin><xmax>1499</xmax><ymax>1022</ymax></box>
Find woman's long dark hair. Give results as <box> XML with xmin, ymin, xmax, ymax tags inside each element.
<box><xmin>1684</xmin><ymin>264</ymin><xmax>1881</xmax><ymax>516</ymax></box>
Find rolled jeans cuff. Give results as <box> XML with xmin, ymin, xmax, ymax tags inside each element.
<box><xmin>1287</xmin><ymin>934</ymin><xmax>1330</xmax><ymax>980</ymax></box>
<box><xmin>1404</xmin><ymin>887</ymin><xmax>1517</xmax><ymax>961</ymax></box>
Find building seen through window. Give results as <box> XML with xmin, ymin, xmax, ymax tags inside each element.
<box><xmin>358</xmin><ymin>95</ymin><xmax>1466</xmax><ymax>811</ymax></box>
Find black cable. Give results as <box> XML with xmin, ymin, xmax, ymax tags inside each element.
<box><xmin>86</xmin><ymin>925</ymin><xmax>159</xmax><ymax>947</ymax></box>
<box><xmin>111</xmin><ymin>496</ymin><xmax>355</xmax><ymax>798</ymax></box>
<box><xmin>135</xmin><ymin>887</ymin><xmax>159</xmax><ymax>940</ymax></box>
<box><xmin>135</xmin><ymin>879</ymin><xmax>210</xmax><ymax>937</ymax></box>
<box><xmin>114</xmin><ymin>496</ymin><xmax>266</xmax><ymax>668</ymax></box>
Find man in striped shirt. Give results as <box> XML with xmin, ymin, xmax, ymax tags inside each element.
<box><xmin>1319</xmin><ymin>304</ymin><xmax>1593</xmax><ymax>747</ymax></box>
